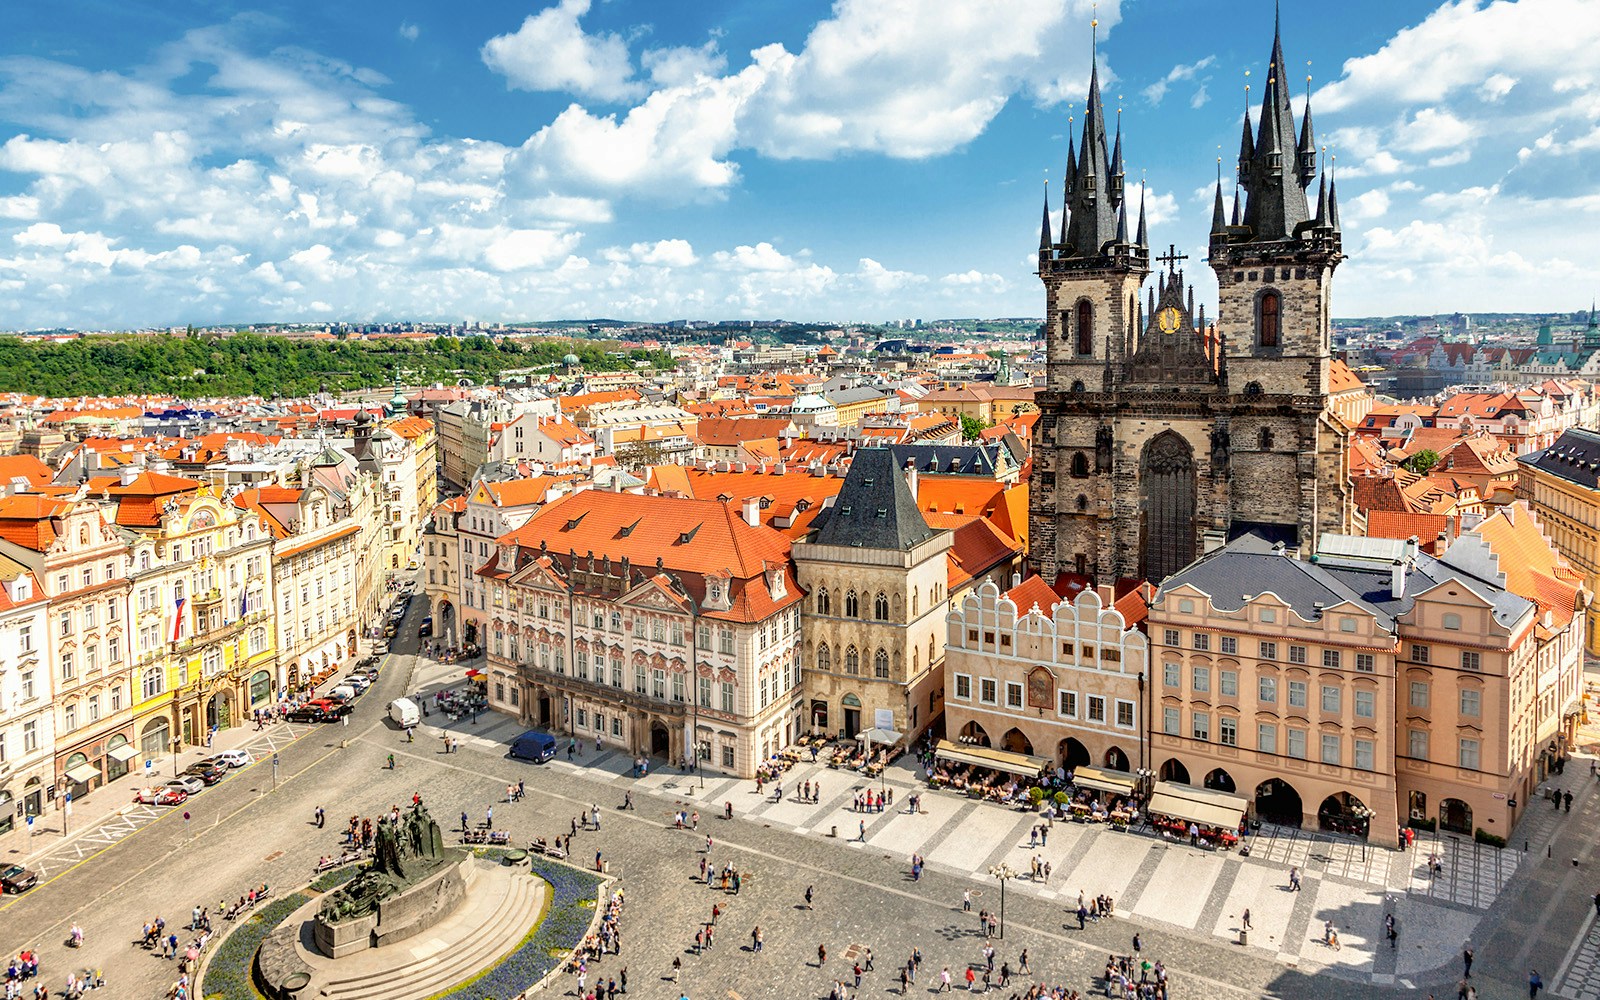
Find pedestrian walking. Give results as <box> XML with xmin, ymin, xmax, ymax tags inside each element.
<box><xmin>1464</xmin><ymin>947</ymin><xmax>1474</xmax><ymax>978</ymax></box>
<box><xmin>1018</xmin><ymin>948</ymin><xmax>1030</xmax><ymax>974</ymax></box>
<box><xmin>1530</xmin><ymin>969</ymin><xmax>1544</xmax><ymax>998</ymax></box>
<box><xmin>963</xmin><ymin>890</ymin><xmax>972</xmax><ymax>912</ymax></box>
<box><xmin>752</xmin><ymin>926</ymin><xmax>763</xmax><ymax>954</ymax></box>
<box><xmin>486</xmin><ymin>805</ymin><xmax>493</xmax><ymax>829</ymax></box>
<box><xmin>1133</xmin><ymin>933</ymin><xmax>1142</xmax><ymax>954</ymax></box>
<box><xmin>805</xmin><ymin>885</ymin><xmax>814</xmax><ymax>910</ymax></box>
<box><xmin>671</xmin><ymin>956</ymin><xmax>681</xmax><ymax>982</ymax></box>
<box><xmin>818</xmin><ymin>943</ymin><xmax>827</xmax><ymax>966</ymax></box>
<box><xmin>939</xmin><ymin>967</ymin><xmax>951</xmax><ymax>992</ymax></box>
<box><xmin>1242</xmin><ymin>908</ymin><xmax>1252</xmax><ymax>930</ymax></box>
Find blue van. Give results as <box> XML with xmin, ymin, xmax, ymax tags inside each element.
<box><xmin>508</xmin><ymin>730</ymin><xmax>557</xmax><ymax>764</ymax></box>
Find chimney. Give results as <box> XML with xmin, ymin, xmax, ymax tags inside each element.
<box><xmin>742</xmin><ymin>496</ymin><xmax>760</xmax><ymax>527</ymax></box>
<box><xmin>1097</xmin><ymin>583</ymin><xmax>1116</xmax><ymax>606</ymax></box>
<box><xmin>907</xmin><ymin>463</ymin><xmax>919</xmax><ymax>502</ymax></box>
<box><xmin>119</xmin><ymin>465</ymin><xmax>138</xmax><ymax>487</ymax></box>
<box><xmin>1391</xmin><ymin>560</ymin><xmax>1407</xmax><ymax>600</ymax></box>
<box><xmin>1011</xmin><ymin>571</ymin><xmax>1022</xmax><ymax>588</ymax></box>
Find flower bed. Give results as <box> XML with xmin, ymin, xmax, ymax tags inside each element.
<box><xmin>201</xmin><ymin>892</ymin><xmax>311</xmax><ymax>1000</ymax></box>
<box><xmin>309</xmin><ymin>865</ymin><xmax>363</xmax><ymax>892</ymax></box>
<box><xmin>432</xmin><ymin>856</ymin><xmax>603</xmax><ymax>1000</ymax></box>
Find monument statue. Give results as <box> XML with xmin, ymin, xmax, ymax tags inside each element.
<box><xmin>318</xmin><ymin>803</ymin><xmax>449</xmax><ymax>926</ymax></box>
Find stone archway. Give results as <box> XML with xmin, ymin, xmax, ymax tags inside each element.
<box><xmin>206</xmin><ymin>691</ymin><xmax>234</xmax><ymax>732</ymax></box>
<box><xmin>1057</xmin><ymin>737</ymin><xmax>1090</xmax><ymax>771</ymax></box>
<box><xmin>1203</xmin><ymin>768</ymin><xmax>1236</xmax><ymax>793</ymax></box>
<box><xmin>650</xmin><ymin>720</ymin><xmax>671</xmax><ymax>758</ymax></box>
<box><xmin>1140</xmin><ymin>431</ymin><xmax>1196</xmax><ymax>583</ymax></box>
<box><xmin>1001</xmin><ymin>728</ymin><xmax>1034</xmax><ymax>755</ymax></box>
<box><xmin>1159</xmin><ymin>757</ymin><xmax>1191</xmax><ymax>784</ymax></box>
<box><xmin>1318</xmin><ymin>792</ymin><xmax>1371</xmax><ymax>839</ymax></box>
<box><xmin>959</xmin><ymin>720</ymin><xmax>991</xmax><ymax>748</ymax></box>
<box><xmin>1103</xmin><ymin>746</ymin><xmax>1129</xmax><ymax>772</ymax></box>
<box><xmin>1255</xmin><ymin>778</ymin><xmax>1303</xmax><ymax>827</ymax></box>
<box><xmin>1440</xmin><ymin>798</ymin><xmax>1473</xmax><ymax>836</ymax></box>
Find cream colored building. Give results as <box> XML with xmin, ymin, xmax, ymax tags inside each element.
<box><xmin>0</xmin><ymin>560</ymin><xmax>52</xmax><ymax>841</ymax></box>
<box><xmin>1518</xmin><ymin>427</ymin><xmax>1600</xmax><ymax>652</ymax></box>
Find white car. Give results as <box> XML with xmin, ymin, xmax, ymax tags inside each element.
<box><xmin>347</xmin><ymin>675</ymin><xmax>371</xmax><ymax>692</ymax></box>
<box><xmin>165</xmin><ymin>776</ymin><xmax>205</xmax><ymax>796</ymax></box>
<box><xmin>210</xmin><ymin>749</ymin><xmax>251</xmax><ymax>769</ymax></box>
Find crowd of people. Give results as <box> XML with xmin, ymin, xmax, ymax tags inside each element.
<box><xmin>567</xmin><ymin>887</ymin><xmax>627</xmax><ymax>1000</ymax></box>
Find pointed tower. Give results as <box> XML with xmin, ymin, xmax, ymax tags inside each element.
<box><xmin>1030</xmin><ymin>13</ymin><xmax>1152</xmax><ymax>589</ymax></box>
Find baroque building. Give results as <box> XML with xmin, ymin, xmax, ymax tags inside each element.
<box><xmin>1030</xmin><ymin>19</ymin><xmax>1359</xmax><ymax>587</ymax></box>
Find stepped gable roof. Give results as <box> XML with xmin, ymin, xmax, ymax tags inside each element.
<box><xmin>1469</xmin><ymin>502</ymin><xmax>1583</xmax><ymax>630</ymax></box>
<box><xmin>809</xmin><ymin>447</ymin><xmax>934</xmax><ymax>550</ymax></box>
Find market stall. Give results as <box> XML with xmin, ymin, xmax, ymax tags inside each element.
<box><xmin>1065</xmin><ymin>765</ymin><xmax>1140</xmax><ymax>825</ymax></box>
<box><xmin>1146</xmin><ymin>781</ymin><xmax>1249</xmax><ymax>849</ymax></box>
<box><xmin>929</xmin><ymin>739</ymin><xmax>1050</xmax><ymax>804</ymax></box>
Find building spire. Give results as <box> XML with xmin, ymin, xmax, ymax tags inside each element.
<box><xmin>1040</xmin><ymin>180</ymin><xmax>1053</xmax><ymax>252</ymax></box>
<box><xmin>1211</xmin><ymin>158</ymin><xmax>1227</xmax><ymax>234</ymax></box>
<box><xmin>1297</xmin><ymin>65</ymin><xmax>1318</xmax><ymax>187</ymax></box>
<box><xmin>1060</xmin><ymin>7</ymin><xmax>1120</xmax><ymax>257</ymax></box>
<box><xmin>1327</xmin><ymin>153</ymin><xmax>1341</xmax><ymax>232</ymax></box>
<box><xmin>1110</xmin><ymin>105</ymin><xmax>1126</xmax><ymax>208</ymax></box>
<box><xmin>1115</xmin><ymin>199</ymin><xmax>1129</xmax><ymax>245</ymax></box>
<box><xmin>1135</xmin><ymin>181</ymin><xmax>1148</xmax><ymax>248</ymax></box>
<box><xmin>1236</xmin><ymin>7</ymin><xmax>1312</xmax><ymax>241</ymax></box>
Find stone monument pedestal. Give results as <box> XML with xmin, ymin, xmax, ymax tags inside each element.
<box><xmin>311</xmin><ymin>850</ymin><xmax>469</xmax><ymax>959</ymax></box>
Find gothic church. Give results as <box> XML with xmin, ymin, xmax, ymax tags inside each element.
<box><xmin>1029</xmin><ymin>16</ymin><xmax>1360</xmax><ymax>587</ymax></box>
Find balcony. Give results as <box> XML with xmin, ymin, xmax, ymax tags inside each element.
<box><xmin>193</xmin><ymin>587</ymin><xmax>223</xmax><ymax>607</ymax></box>
<box><xmin>514</xmin><ymin>664</ymin><xmax>689</xmax><ymax>720</ymax></box>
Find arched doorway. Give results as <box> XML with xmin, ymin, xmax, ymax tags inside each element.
<box><xmin>1407</xmin><ymin>790</ymin><xmax>1428</xmax><ymax>827</ymax></box>
<box><xmin>1002</xmin><ymin>728</ymin><xmax>1034</xmax><ymax>755</ymax></box>
<box><xmin>959</xmin><ymin>720</ymin><xmax>991</xmax><ymax>748</ymax></box>
<box><xmin>0</xmin><ymin>791</ymin><xmax>11</xmax><ymax>835</ymax></box>
<box><xmin>1159</xmin><ymin>758</ymin><xmax>1190</xmax><ymax>784</ymax></box>
<box><xmin>841</xmin><ymin>693</ymin><xmax>862</xmax><ymax>739</ymax></box>
<box><xmin>1440</xmin><ymin>798</ymin><xmax>1473</xmax><ymax>836</ymax></box>
<box><xmin>1058</xmin><ymin>737</ymin><xmax>1090</xmax><ymax>771</ymax></box>
<box><xmin>140</xmin><ymin>716</ymin><xmax>171</xmax><ymax>757</ymax></box>
<box><xmin>105</xmin><ymin>734</ymin><xmax>132</xmax><ymax>782</ymax></box>
<box><xmin>1318</xmin><ymin>792</ymin><xmax>1371</xmax><ymax>839</ymax></box>
<box><xmin>347</xmin><ymin>630</ymin><xmax>358</xmax><ymax>657</ymax></box>
<box><xmin>1140</xmin><ymin>431</ymin><xmax>1196</xmax><ymax>582</ymax></box>
<box><xmin>438</xmin><ymin>601</ymin><xmax>456</xmax><ymax>645</ymax></box>
<box><xmin>249</xmin><ymin>671</ymin><xmax>272</xmax><ymax>708</ymax></box>
<box><xmin>1103</xmin><ymin>746</ymin><xmax>1129</xmax><ymax>772</ymax></box>
<box><xmin>650</xmin><ymin>721</ymin><xmax>670</xmax><ymax>758</ymax></box>
<box><xmin>1203</xmin><ymin>768</ymin><xmax>1236</xmax><ymax>793</ymax></box>
<box><xmin>206</xmin><ymin>691</ymin><xmax>233</xmax><ymax>732</ymax></box>
<box><xmin>64</xmin><ymin>751</ymin><xmax>95</xmax><ymax>797</ymax></box>
<box><xmin>537</xmin><ymin>693</ymin><xmax>552</xmax><ymax>728</ymax></box>
<box><xmin>811</xmin><ymin>699</ymin><xmax>829</xmax><ymax>733</ymax></box>
<box><xmin>1255</xmin><ymin>779</ymin><xmax>1303</xmax><ymax>827</ymax></box>
<box><xmin>23</xmin><ymin>777</ymin><xmax>42</xmax><ymax>823</ymax></box>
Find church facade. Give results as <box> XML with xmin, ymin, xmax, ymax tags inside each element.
<box><xmin>1029</xmin><ymin>19</ymin><xmax>1361</xmax><ymax>588</ymax></box>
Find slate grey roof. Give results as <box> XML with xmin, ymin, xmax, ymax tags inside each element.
<box><xmin>1155</xmin><ymin>531</ymin><xmax>1532</xmax><ymax>632</ymax></box>
<box><xmin>886</xmin><ymin>443</ymin><xmax>1002</xmax><ymax>477</ymax></box>
<box><xmin>1518</xmin><ymin>427</ymin><xmax>1600</xmax><ymax>490</ymax></box>
<box><xmin>808</xmin><ymin>447</ymin><xmax>935</xmax><ymax>550</ymax></box>
<box><xmin>824</xmin><ymin>385</ymin><xmax>889</xmax><ymax>407</ymax></box>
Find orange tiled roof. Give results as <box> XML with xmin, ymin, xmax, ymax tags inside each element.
<box><xmin>0</xmin><ymin>494</ymin><xmax>71</xmax><ymax>550</ymax></box>
<box><xmin>1328</xmin><ymin>358</ymin><xmax>1366</xmax><ymax>394</ymax></box>
<box><xmin>925</xmin><ymin>511</ymin><xmax>1022</xmax><ymax>590</ymax></box>
<box><xmin>1006</xmin><ymin>575</ymin><xmax>1061</xmax><ymax>616</ymax></box>
<box><xmin>0</xmin><ymin>454</ymin><xmax>53</xmax><ymax>488</ymax></box>
<box><xmin>1471</xmin><ymin>502</ymin><xmax>1583</xmax><ymax>629</ymax></box>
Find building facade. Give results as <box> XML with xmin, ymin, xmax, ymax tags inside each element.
<box><xmin>1518</xmin><ymin>427</ymin><xmax>1600</xmax><ymax>652</ymax></box>
<box><xmin>480</xmin><ymin>490</ymin><xmax>803</xmax><ymax>777</ymax></box>
<box><xmin>1030</xmin><ymin>22</ymin><xmax>1357</xmax><ymax>587</ymax></box>
<box><xmin>0</xmin><ymin>560</ymin><xmax>52</xmax><ymax>841</ymax></box>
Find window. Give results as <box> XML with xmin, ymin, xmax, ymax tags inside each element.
<box><xmin>1322</xmin><ymin>649</ymin><xmax>1341</xmax><ymax>669</ymax></box>
<box><xmin>874</xmin><ymin>649</ymin><xmax>891</xmax><ymax>679</ymax></box>
<box><xmin>1354</xmin><ymin>689</ymin><xmax>1375</xmax><ymax>719</ymax></box>
<box><xmin>719</xmin><ymin>681</ymin><xmax>734</xmax><ymax>713</ymax></box>
<box><xmin>23</xmin><ymin>720</ymin><xmax>37</xmax><ymax>753</ymax></box>
<box><xmin>979</xmin><ymin>679</ymin><xmax>997</xmax><ymax>704</ymax></box>
<box><xmin>1288</xmin><ymin>645</ymin><xmax>1307</xmax><ymax>665</ymax></box>
<box><xmin>1459</xmin><ymin>738</ymin><xmax>1480</xmax><ymax>771</ymax></box>
<box><xmin>1087</xmin><ymin>695</ymin><xmax>1106</xmax><ymax>722</ymax></box>
<box><xmin>1355</xmin><ymin>653</ymin><xmax>1374</xmax><ymax>673</ymax></box>
<box><xmin>1220</xmin><ymin>670</ymin><xmax>1238</xmax><ymax>697</ymax></box>
<box><xmin>1411</xmin><ymin>644</ymin><xmax>1430</xmax><ymax>664</ymax></box>
<box><xmin>1259</xmin><ymin>607</ymin><xmax>1277</xmax><ymax>623</ymax></box>
<box><xmin>1050</xmin><ymin>690</ymin><xmax>1074</xmax><ymax>719</ymax></box>
<box><xmin>59</xmin><ymin>612</ymin><xmax>72</xmax><ymax>637</ymax></box>
<box><xmin>1339</xmin><ymin>617</ymin><xmax>1357</xmax><ymax>633</ymax></box>
<box><xmin>1075</xmin><ymin>299</ymin><xmax>1093</xmax><ymax>355</ymax></box>
<box><xmin>1219</xmin><ymin>717</ymin><xmax>1238</xmax><ymax>746</ymax></box>
<box><xmin>652</xmin><ymin>670</ymin><xmax>666</xmax><ymax>700</ymax></box>
<box><xmin>1461</xmin><ymin>651</ymin><xmax>1481</xmax><ymax>671</ymax></box>
<box><xmin>1163</xmin><ymin>629</ymin><xmax>1180</xmax><ymax>647</ymax></box>
<box><xmin>1460</xmin><ymin>688</ymin><xmax>1481</xmax><ymax>717</ymax></box>
<box><xmin>1192</xmin><ymin>711</ymin><xmax>1210</xmax><ymax>741</ymax></box>
<box><xmin>20</xmin><ymin>671</ymin><xmax>32</xmax><ymax>701</ymax></box>
<box><xmin>1115</xmin><ymin>700</ymin><xmax>1135</xmax><ymax>728</ymax></box>
<box><xmin>1408</xmin><ymin>729</ymin><xmax>1429</xmax><ymax>760</ymax></box>
<box><xmin>698</xmin><ymin>677</ymin><xmax>712</xmax><ymax>708</ymax></box>
<box><xmin>63</xmin><ymin>704</ymin><xmax>76</xmax><ymax>731</ymax></box>
<box><xmin>874</xmin><ymin>592</ymin><xmax>889</xmax><ymax>620</ymax></box>
<box><xmin>1258</xmin><ymin>290</ymin><xmax>1280</xmax><ymax>348</ymax></box>
<box><xmin>845</xmin><ymin>647</ymin><xmax>859</xmax><ymax>675</ymax></box>
<box><xmin>1409</xmin><ymin>681</ymin><xmax>1430</xmax><ymax>708</ymax></box>
<box><xmin>719</xmin><ymin>630</ymin><xmax>734</xmax><ymax>655</ymax></box>
<box><xmin>1220</xmin><ymin>636</ymin><xmax>1238</xmax><ymax>655</ymax></box>
<box><xmin>1005</xmin><ymin>682</ymin><xmax>1023</xmax><ymax>709</ymax></box>
<box><xmin>1191</xmin><ymin>666</ymin><xmax>1210</xmax><ymax>692</ymax></box>
<box><xmin>1287</xmin><ymin>728</ymin><xmax>1307</xmax><ymax>759</ymax></box>
<box><xmin>1258</xmin><ymin>641</ymin><xmax>1277</xmax><ymax>660</ymax></box>
<box><xmin>1163</xmin><ymin>662</ymin><xmax>1180</xmax><ymax>687</ymax></box>
<box><xmin>722</xmin><ymin>746</ymin><xmax>735</xmax><ymax>768</ymax></box>
<box><xmin>1258</xmin><ymin>676</ymin><xmax>1277</xmax><ymax>703</ymax></box>
<box><xmin>143</xmin><ymin>667</ymin><xmax>164</xmax><ymax>700</ymax></box>
<box><xmin>844</xmin><ymin>591</ymin><xmax>859</xmax><ymax>617</ymax></box>
<box><xmin>1442</xmin><ymin>613</ymin><xmax>1462</xmax><ymax>631</ymax></box>
<box><xmin>61</xmin><ymin>652</ymin><xmax>74</xmax><ymax>681</ymax></box>
<box><xmin>1287</xmin><ymin>680</ymin><xmax>1307</xmax><ymax>708</ymax></box>
<box><xmin>1070</xmin><ymin>453</ymin><xmax>1089</xmax><ymax>477</ymax></box>
<box><xmin>955</xmin><ymin>674</ymin><xmax>971</xmax><ymax>700</ymax></box>
<box><xmin>1192</xmin><ymin>633</ymin><xmax>1211</xmax><ymax>652</ymax></box>
<box><xmin>1178</xmin><ymin>598</ymin><xmax>1194</xmax><ymax>614</ymax></box>
<box><xmin>1320</xmin><ymin>733</ymin><xmax>1340</xmax><ymax>765</ymax></box>
<box><xmin>1257</xmin><ymin>723</ymin><xmax>1277</xmax><ymax>753</ymax></box>
<box><xmin>817</xmin><ymin>589</ymin><xmax>830</xmax><ymax>615</ymax></box>
<box><xmin>1163</xmin><ymin>707</ymin><xmax>1180</xmax><ymax>735</ymax></box>
<box><xmin>1320</xmin><ymin>685</ymin><xmax>1341</xmax><ymax>713</ymax></box>
<box><xmin>1353</xmin><ymin>739</ymin><xmax>1374</xmax><ymax>771</ymax></box>
<box><xmin>634</xmin><ymin>666</ymin><xmax>646</xmax><ymax>694</ymax></box>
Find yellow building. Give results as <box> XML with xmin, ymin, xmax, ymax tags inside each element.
<box><xmin>1518</xmin><ymin>428</ymin><xmax>1600</xmax><ymax>653</ymax></box>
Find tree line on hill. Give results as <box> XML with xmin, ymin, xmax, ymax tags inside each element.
<box><xmin>0</xmin><ymin>334</ymin><xmax>672</xmax><ymax>397</ymax></box>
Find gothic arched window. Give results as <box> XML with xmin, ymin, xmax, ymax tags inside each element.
<box><xmin>817</xmin><ymin>643</ymin><xmax>831</xmax><ymax>672</ymax></box>
<box><xmin>817</xmin><ymin>588</ymin><xmax>830</xmax><ymax>615</ymax></box>
<box><xmin>874</xmin><ymin>648</ymin><xmax>890</xmax><ymax>678</ymax></box>
<box><xmin>1076</xmin><ymin>494</ymin><xmax>1089</xmax><ymax>512</ymax></box>
<box><xmin>1258</xmin><ymin>290</ymin><xmax>1281</xmax><ymax>349</ymax></box>
<box><xmin>1076</xmin><ymin>300</ymin><xmax>1094</xmax><ymax>355</ymax></box>
<box><xmin>1070</xmin><ymin>452</ymin><xmax>1089</xmax><ymax>478</ymax></box>
<box><xmin>1259</xmin><ymin>427</ymin><xmax>1275</xmax><ymax>450</ymax></box>
<box><xmin>874</xmin><ymin>592</ymin><xmax>889</xmax><ymax>620</ymax></box>
<box><xmin>845</xmin><ymin>646</ymin><xmax>860</xmax><ymax>674</ymax></box>
<box><xmin>844</xmin><ymin>590</ymin><xmax>859</xmax><ymax>617</ymax></box>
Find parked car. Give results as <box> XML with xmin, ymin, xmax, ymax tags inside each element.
<box><xmin>287</xmin><ymin>699</ymin><xmax>349</xmax><ymax>723</ymax></box>
<box><xmin>135</xmin><ymin>786</ymin><xmax>188</xmax><ymax>806</ymax></box>
<box><xmin>418</xmin><ymin>618</ymin><xmax>433</xmax><ymax>638</ymax></box>
<box><xmin>346</xmin><ymin>675</ymin><xmax>371</xmax><ymax>692</ymax></box>
<box><xmin>0</xmin><ymin>864</ymin><xmax>38</xmax><ymax>894</ymax></box>
<box><xmin>184</xmin><ymin>761</ymin><xmax>228</xmax><ymax>785</ymax></box>
<box><xmin>210</xmin><ymin>749</ymin><xmax>251</xmax><ymax>769</ymax></box>
<box><xmin>165</xmin><ymin>776</ymin><xmax>206</xmax><ymax>796</ymax></box>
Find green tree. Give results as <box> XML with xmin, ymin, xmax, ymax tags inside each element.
<box><xmin>1406</xmin><ymin>448</ymin><xmax>1442</xmax><ymax>475</ymax></box>
<box><xmin>958</xmin><ymin>413</ymin><xmax>990</xmax><ymax>441</ymax></box>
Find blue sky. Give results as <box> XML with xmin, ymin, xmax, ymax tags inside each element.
<box><xmin>0</xmin><ymin>0</ymin><xmax>1595</xmax><ymax>329</ymax></box>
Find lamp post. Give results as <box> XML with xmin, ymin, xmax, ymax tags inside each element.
<box><xmin>988</xmin><ymin>862</ymin><xmax>1017</xmax><ymax>939</ymax></box>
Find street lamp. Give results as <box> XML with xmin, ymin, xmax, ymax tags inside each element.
<box><xmin>987</xmin><ymin>862</ymin><xmax>1018</xmax><ymax>940</ymax></box>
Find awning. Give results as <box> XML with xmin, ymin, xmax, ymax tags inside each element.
<box><xmin>465</xmin><ymin>669</ymin><xmax>483</xmax><ymax>678</ymax></box>
<box><xmin>107</xmin><ymin>744</ymin><xmax>139</xmax><ymax>762</ymax></box>
<box><xmin>857</xmin><ymin>727</ymin><xmax>902</xmax><ymax>747</ymax></box>
<box><xmin>1147</xmin><ymin>781</ymin><xmax>1249</xmax><ymax>830</ymax></box>
<box><xmin>65</xmin><ymin>762</ymin><xmax>99</xmax><ymax>784</ymax></box>
<box><xmin>1073</xmin><ymin>765</ymin><xmax>1136</xmax><ymax>796</ymax></box>
<box><xmin>933</xmin><ymin>740</ymin><xmax>1049</xmax><ymax>778</ymax></box>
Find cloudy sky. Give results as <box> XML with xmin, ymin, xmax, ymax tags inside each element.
<box><xmin>0</xmin><ymin>0</ymin><xmax>1595</xmax><ymax>329</ymax></box>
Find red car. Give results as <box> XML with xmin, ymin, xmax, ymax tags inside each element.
<box><xmin>134</xmin><ymin>786</ymin><xmax>188</xmax><ymax>806</ymax></box>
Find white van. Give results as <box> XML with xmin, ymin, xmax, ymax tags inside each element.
<box><xmin>329</xmin><ymin>684</ymin><xmax>357</xmax><ymax>703</ymax></box>
<box><xmin>389</xmin><ymin>697</ymin><xmax>420</xmax><ymax>728</ymax></box>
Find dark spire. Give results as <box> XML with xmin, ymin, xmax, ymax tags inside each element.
<box><xmin>1115</xmin><ymin>200</ymin><xmax>1129</xmax><ymax>245</ymax></box>
<box><xmin>1297</xmin><ymin>91</ymin><xmax>1318</xmax><ymax>187</ymax></box>
<box><xmin>810</xmin><ymin>448</ymin><xmax>933</xmax><ymax>550</ymax></box>
<box><xmin>1230</xmin><ymin>185</ymin><xmax>1242</xmax><ymax>226</ymax></box>
<box><xmin>1061</xmin><ymin>44</ymin><xmax>1120</xmax><ymax>257</ymax></box>
<box><xmin>1211</xmin><ymin>158</ymin><xmax>1227</xmax><ymax>233</ymax></box>
<box><xmin>1110</xmin><ymin>109</ymin><xmax>1125</xmax><ymax>208</ymax></box>
<box><xmin>1040</xmin><ymin>182</ymin><xmax>1053</xmax><ymax>252</ymax></box>
<box><xmin>1060</xmin><ymin>131</ymin><xmax>1073</xmax><ymax>245</ymax></box>
<box><xmin>1327</xmin><ymin>178</ymin><xmax>1341</xmax><ymax>231</ymax></box>
<box><xmin>1135</xmin><ymin>183</ymin><xmax>1148</xmax><ymax>248</ymax></box>
<box><xmin>1235</xmin><ymin>10</ymin><xmax>1312</xmax><ymax>241</ymax></box>
<box><xmin>1314</xmin><ymin>170</ymin><xmax>1328</xmax><ymax>227</ymax></box>
<box><xmin>1238</xmin><ymin>107</ymin><xmax>1255</xmax><ymax>181</ymax></box>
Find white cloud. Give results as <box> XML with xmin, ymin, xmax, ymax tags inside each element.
<box><xmin>483</xmin><ymin>228</ymin><xmax>582</xmax><ymax>271</ymax></box>
<box><xmin>1399</xmin><ymin>107</ymin><xmax>1474</xmax><ymax>152</ymax></box>
<box><xmin>1143</xmin><ymin>56</ymin><xmax>1215</xmax><ymax>106</ymax></box>
<box><xmin>602</xmin><ymin>238</ymin><xmax>697</xmax><ymax>267</ymax></box>
<box><xmin>641</xmin><ymin>42</ymin><xmax>727</xmax><ymax>88</ymax></box>
<box><xmin>856</xmin><ymin>257</ymin><xmax>925</xmax><ymax>293</ymax></box>
<box><xmin>481</xmin><ymin>0</ymin><xmax>642</xmax><ymax>103</ymax></box>
<box><xmin>940</xmin><ymin>269</ymin><xmax>1006</xmax><ymax>292</ymax></box>
<box><xmin>713</xmin><ymin>241</ymin><xmax>796</xmax><ymax>272</ymax></box>
<box><xmin>1479</xmin><ymin>73</ymin><xmax>1516</xmax><ymax>101</ymax></box>
<box><xmin>398</xmin><ymin>22</ymin><xmax>419</xmax><ymax>42</ymax></box>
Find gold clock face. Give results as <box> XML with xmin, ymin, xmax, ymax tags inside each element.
<box><xmin>1157</xmin><ymin>306</ymin><xmax>1182</xmax><ymax>334</ymax></box>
